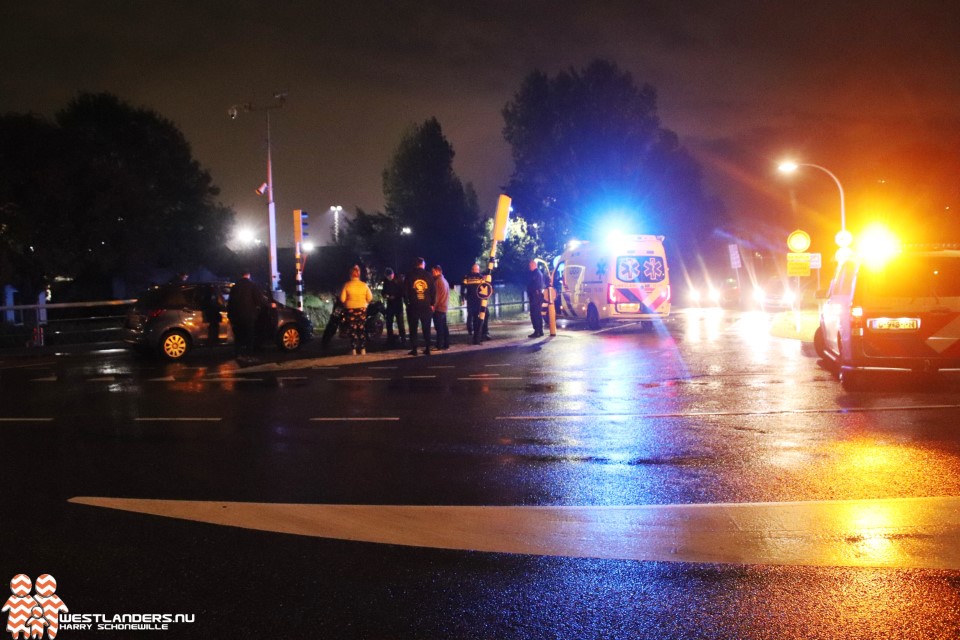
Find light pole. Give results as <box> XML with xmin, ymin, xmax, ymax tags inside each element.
<box><xmin>330</xmin><ymin>205</ymin><xmax>343</xmax><ymax>244</ymax></box>
<box><xmin>230</xmin><ymin>92</ymin><xmax>287</xmax><ymax>298</ymax></box>
<box><xmin>778</xmin><ymin>161</ymin><xmax>848</xmax><ymax>236</ymax></box>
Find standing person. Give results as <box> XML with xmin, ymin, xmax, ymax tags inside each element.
<box><xmin>381</xmin><ymin>268</ymin><xmax>407</xmax><ymax>348</ymax></box>
<box><xmin>228</xmin><ymin>269</ymin><xmax>263</xmax><ymax>361</ymax></box>
<box><xmin>405</xmin><ymin>257</ymin><xmax>435</xmax><ymax>356</ymax></box>
<box><xmin>431</xmin><ymin>265</ymin><xmax>450</xmax><ymax>350</ymax></box>
<box><xmin>527</xmin><ymin>259</ymin><xmax>545</xmax><ymax>338</ymax></box>
<box><xmin>461</xmin><ymin>263</ymin><xmax>484</xmax><ymax>343</ymax></box>
<box><xmin>202</xmin><ymin>285</ymin><xmax>224</xmax><ymax>346</ymax></box>
<box><xmin>340</xmin><ymin>265</ymin><xmax>373</xmax><ymax>355</ymax></box>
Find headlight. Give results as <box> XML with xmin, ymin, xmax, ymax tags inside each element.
<box><xmin>783</xmin><ymin>290</ymin><xmax>797</xmax><ymax>306</ymax></box>
<box><xmin>708</xmin><ymin>288</ymin><xmax>721</xmax><ymax>303</ymax></box>
<box><xmin>690</xmin><ymin>289</ymin><xmax>701</xmax><ymax>303</ymax></box>
<box><xmin>753</xmin><ymin>288</ymin><xmax>765</xmax><ymax>303</ymax></box>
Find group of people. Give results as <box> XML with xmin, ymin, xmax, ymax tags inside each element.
<box><xmin>338</xmin><ymin>257</ymin><xmax>494</xmax><ymax>357</ymax></box>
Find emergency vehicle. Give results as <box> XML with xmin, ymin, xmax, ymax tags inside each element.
<box><xmin>815</xmin><ymin>246</ymin><xmax>960</xmax><ymax>389</ymax></box>
<box><xmin>554</xmin><ymin>234</ymin><xmax>670</xmax><ymax>329</ymax></box>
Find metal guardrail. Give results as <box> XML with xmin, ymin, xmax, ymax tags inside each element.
<box><xmin>0</xmin><ymin>299</ymin><xmax>135</xmax><ymax>349</ymax></box>
<box><xmin>0</xmin><ymin>295</ymin><xmax>532</xmax><ymax>350</ymax></box>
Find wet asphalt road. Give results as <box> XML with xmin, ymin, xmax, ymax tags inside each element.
<box><xmin>2</xmin><ymin>310</ymin><xmax>960</xmax><ymax>638</ymax></box>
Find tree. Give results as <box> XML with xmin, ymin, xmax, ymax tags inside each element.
<box><xmin>382</xmin><ymin>118</ymin><xmax>483</xmax><ymax>273</ymax></box>
<box><xmin>0</xmin><ymin>93</ymin><xmax>234</xmax><ymax>298</ymax></box>
<box><xmin>502</xmin><ymin>59</ymin><xmax>725</xmax><ymax>257</ymax></box>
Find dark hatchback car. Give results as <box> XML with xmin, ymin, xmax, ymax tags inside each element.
<box><xmin>123</xmin><ymin>282</ymin><xmax>312</xmax><ymax>360</ymax></box>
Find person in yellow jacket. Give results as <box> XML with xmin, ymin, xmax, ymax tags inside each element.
<box><xmin>339</xmin><ymin>265</ymin><xmax>373</xmax><ymax>355</ymax></box>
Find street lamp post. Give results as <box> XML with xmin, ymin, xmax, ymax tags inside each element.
<box><xmin>230</xmin><ymin>92</ymin><xmax>287</xmax><ymax>298</ymax></box>
<box><xmin>330</xmin><ymin>205</ymin><xmax>343</xmax><ymax>244</ymax></box>
<box><xmin>777</xmin><ymin>161</ymin><xmax>847</xmax><ymax>233</ymax></box>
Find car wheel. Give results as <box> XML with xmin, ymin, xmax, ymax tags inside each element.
<box><xmin>159</xmin><ymin>330</ymin><xmax>190</xmax><ymax>361</ymax></box>
<box><xmin>586</xmin><ymin>304</ymin><xmax>600</xmax><ymax>330</ymax></box>
<box><xmin>813</xmin><ymin>326</ymin><xmax>827</xmax><ymax>360</ymax></box>
<box><xmin>278</xmin><ymin>324</ymin><xmax>302</xmax><ymax>351</ymax></box>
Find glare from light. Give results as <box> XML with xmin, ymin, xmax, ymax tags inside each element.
<box><xmin>401</xmin><ymin>226</ymin><xmax>412</xmax><ymax>235</ymax></box>
<box><xmin>567</xmin><ymin>239</ymin><xmax>582</xmax><ymax>251</ymax></box>
<box><xmin>235</xmin><ymin>227</ymin><xmax>256</xmax><ymax>245</ymax></box>
<box><xmin>753</xmin><ymin>287</ymin><xmax>765</xmax><ymax>303</ymax></box>
<box><xmin>689</xmin><ymin>288</ymin><xmax>701</xmax><ymax>303</ymax></box>
<box><xmin>836</xmin><ymin>246</ymin><xmax>854</xmax><ymax>263</ymax></box>
<box><xmin>778</xmin><ymin>161</ymin><xmax>799</xmax><ymax>174</ymax></box>
<box><xmin>708</xmin><ymin>287</ymin><xmax>721</xmax><ymax>304</ymax></box>
<box><xmin>836</xmin><ymin>229</ymin><xmax>854</xmax><ymax>248</ymax></box>
<box><xmin>302</xmin><ymin>241</ymin><xmax>316</xmax><ymax>252</ymax></box>
<box><xmin>858</xmin><ymin>224</ymin><xmax>900</xmax><ymax>269</ymax></box>
<box><xmin>783</xmin><ymin>290</ymin><xmax>797</xmax><ymax>307</ymax></box>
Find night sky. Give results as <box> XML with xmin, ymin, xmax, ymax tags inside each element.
<box><xmin>3</xmin><ymin>1</ymin><xmax>959</xmax><ymax>250</ymax></box>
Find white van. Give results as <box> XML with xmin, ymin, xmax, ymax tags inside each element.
<box><xmin>554</xmin><ymin>235</ymin><xmax>670</xmax><ymax>329</ymax></box>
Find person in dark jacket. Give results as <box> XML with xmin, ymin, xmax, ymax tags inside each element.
<box><xmin>461</xmin><ymin>263</ymin><xmax>485</xmax><ymax>343</ymax></box>
<box><xmin>228</xmin><ymin>270</ymin><xmax>263</xmax><ymax>359</ymax></box>
<box><xmin>382</xmin><ymin>268</ymin><xmax>406</xmax><ymax>347</ymax></box>
<box><xmin>405</xmin><ymin>257</ymin><xmax>436</xmax><ymax>356</ymax></box>
<box><xmin>526</xmin><ymin>260</ymin><xmax>545</xmax><ymax>338</ymax></box>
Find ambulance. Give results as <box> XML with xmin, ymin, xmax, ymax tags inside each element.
<box><xmin>554</xmin><ymin>234</ymin><xmax>670</xmax><ymax>329</ymax></box>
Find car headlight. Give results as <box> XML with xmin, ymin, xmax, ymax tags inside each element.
<box><xmin>783</xmin><ymin>290</ymin><xmax>797</xmax><ymax>306</ymax></box>
<box><xmin>753</xmin><ymin>288</ymin><xmax>765</xmax><ymax>303</ymax></box>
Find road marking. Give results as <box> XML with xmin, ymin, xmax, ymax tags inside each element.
<box><xmin>327</xmin><ymin>376</ymin><xmax>391</xmax><ymax>381</ymax></box>
<box><xmin>496</xmin><ymin>404</ymin><xmax>960</xmax><ymax>420</ymax></box>
<box><xmin>428</xmin><ymin>366</ymin><xmax>456</xmax><ymax>369</ymax></box>
<box><xmin>67</xmin><ymin>496</ymin><xmax>960</xmax><ymax>570</ymax></box>
<box><xmin>460</xmin><ymin>377</ymin><xmax>525</xmax><ymax>381</ymax></box>
<box><xmin>87</xmin><ymin>376</ymin><xmax>116</xmax><ymax>382</ymax></box>
<box><xmin>404</xmin><ymin>375</ymin><xmax>437</xmax><ymax>379</ymax></box>
<box><xmin>368</xmin><ymin>366</ymin><xmax>398</xmax><ymax>370</ymax></box>
<box><xmin>0</xmin><ymin>417</ymin><xmax>54</xmax><ymax>423</ymax></box>
<box><xmin>31</xmin><ymin>376</ymin><xmax>58</xmax><ymax>382</ymax></box>
<box><xmin>484</xmin><ymin>364</ymin><xmax>513</xmax><ymax>368</ymax></box>
<box><xmin>134</xmin><ymin>417</ymin><xmax>222</xmax><ymax>422</ymax></box>
<box><xmin>309</xmin><ymin>417</ymin><xmax>400</xmax><ymax>422</ymax></box>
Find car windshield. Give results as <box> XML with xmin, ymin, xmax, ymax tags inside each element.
<box><xmin>856</xmin><ymin>255</ymin><xmax>960</xmax><ymax>302</ymax></box>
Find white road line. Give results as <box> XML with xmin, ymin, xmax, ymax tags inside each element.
<box><xmin>496</xmin><ymin>404</ymin><xmax>960</xmax><ymax>420</ymax></box>
<box><xmin>134</xmin><ymin>417</ymin><xmax>222</xmax><ymax>422</ymax></box>
<box><xmin>467</xmin><ymin>373</ymin><xmax>501</xmax><ymax>378</ymax></box>
<box><xmin>484</xmin><ymin>364</ymin><xmax>513</xmax><ymax>368</ymax></box>
<box><xmin>0</xmin><ymin>417</ymin><xmax>54</xmax><ymax>422</ymax></box>
<box><xmin>327</xmin><ymin>377</ymin><xmax>391</xmax><ymax>381</ymax></box>
<box><xmin>403</xmin><ymin>375</ymin><xmax>437</xmax><ymax>379</ymax></box>
<box><xmin>309</xmin><ymin>417</ymin><xmax>400</xmax><ymax>422</ymax></box>
<box><xmin>68</xmin><ymin>496</ymin><xmax>960</xmax><ymax>570</ymax></box>
<box><xmin>368</xmin><ymin>366</ymin><xmax>399</xmax><ymax>370</ymax></box>
<box><xmin>30</xmin><ymin>376</ymin><xmax>58</xmax><ymax>382</ymax></box>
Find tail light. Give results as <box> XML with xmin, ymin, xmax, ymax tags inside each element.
<box><xmin>607</xmin><ymin>284</ymin><xmax>617</xmax><ymax>304</ymax></box>
<box><xmin>148</xmin><ymin>308</ymin><xmax>165</xmax><ymax>319</ymax></box>
<box><xmin>851</xmin><ymin>306</ymin><xmax>864</xmax><ymax>335</ymax></box>
<box><xmin>665</xmin><ymin>284</ymin><xmax>671</xmax><ymax>302</ymax></box>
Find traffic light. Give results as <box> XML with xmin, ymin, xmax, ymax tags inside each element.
<box><xmin>293</xmin><ymin>209</ymin><xmax>309</xmax><ymax>245</ymax></box>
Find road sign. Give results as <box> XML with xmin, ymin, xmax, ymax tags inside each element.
<box><xmin>787</xmin><ymin>252</ymin><xmax>812</xmax><ymax>276</ymax></box>
<box><xmin>787</xmin><ymin>229</ymin><xmax>811</xmax><ymax>253</ymax></box>
<box><xmin>477</xmin><ymin>282</ymin><xmax>493</xmax><ymax>300</ymax></box>
<box><xmin>809</xmin><ymin>252</ymin><xmax>822</xmax><ymax>270</ymax></box>
<box><xmin>728</xmin><ymin>244</ymin><xmax>742</xmax><ymax>269</ymax></box>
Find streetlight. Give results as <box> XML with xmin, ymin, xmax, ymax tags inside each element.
<box><xmin>229</xmin><ymin>91</ymin><xmax>287</xmax><ymax>298</ymax></box>
<box><xmin>330</xmin><ymin>205</ymin><xmax>344</xmax><ymax>244</ymax></box>
<box><xmin>777</xmin><ymin>161</ymin><xmax>848</xmax><ymax>239</ymax></box>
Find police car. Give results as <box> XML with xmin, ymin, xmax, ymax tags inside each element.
<box><xmin>815</xmin><ymin>245</ymin><xmax>960</xmax><ymax>389</ymax></box>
